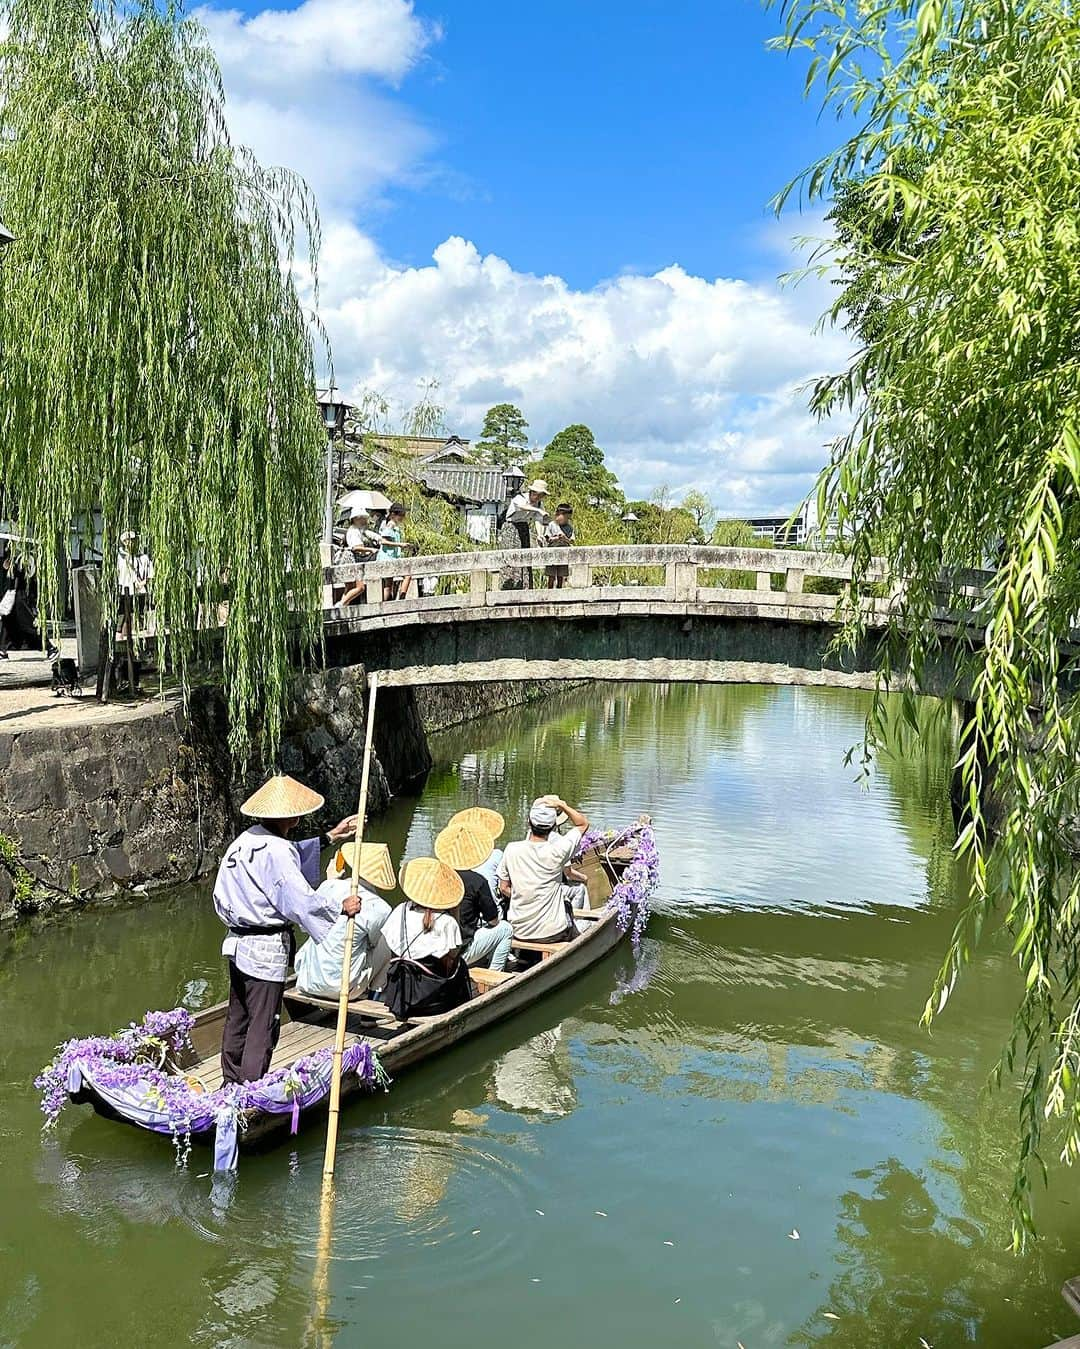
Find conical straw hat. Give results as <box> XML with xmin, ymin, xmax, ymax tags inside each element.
<box><xmin>240</xmin><ymin>774</ymin><xmax>324</xmax><ymax>819</ymax></box>
<box><xmin>331</xmin><ymin>842</ymin><xmax>396</xmax><ymax>890</ymax></box>
<box><xmin>448</xmin><ymin>807</ymin><xmax>505</xmax><ymax>840</ymax></box>
<box><xmin>400</xmin><ymin>857</ymin><xmax>464</xmax><ymax>911</ymax></box>
<box><xmin>434</xmin><ymin>824</ymin><xmax>493</xmax><ymax>871</ymax></box>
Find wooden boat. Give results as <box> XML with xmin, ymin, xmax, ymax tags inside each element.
<box><xmin>66</xmin><ymin>829</ymin><xmax>649</xmax><ymax>1156</ymax></box>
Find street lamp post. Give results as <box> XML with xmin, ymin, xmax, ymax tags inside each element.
<box><xmin>316</xmin><ymin>386</ymin><xmax>350</xmax><ymax>609</ymax></box>
<box><xmin>502</xmin><ymin>466</ymin><xmax>525</xmax><ymax>501</ymax></box>
<box><xmin>316</xmin><ymin>386</ymin><xmax>350</xmax><ymax>545</ymax></box>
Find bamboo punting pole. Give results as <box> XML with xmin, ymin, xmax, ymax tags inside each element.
<box><xmin>310</xmin><ymin>672</ymin><xmax>379</xmax><ymax>1346</ymax></box>
<box><xmin>322</xmin><ymin>670</ymin><xmax>379</xmax><ymax>1184</ymax></box>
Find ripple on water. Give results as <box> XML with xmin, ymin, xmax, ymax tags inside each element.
<box><xmin>172</xmin><ymin>1126</ymin><xmax>533</xmax><ymax>1283</ymax></box>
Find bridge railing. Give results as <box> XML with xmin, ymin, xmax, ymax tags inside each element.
<box><xmin>322</xmin><ymin>544</ymin><xmax>907</xmax><ymax>619</ymax></box>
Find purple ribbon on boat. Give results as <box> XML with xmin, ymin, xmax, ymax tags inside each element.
<box><xmin>46</xmin><ymin>1022</ymin><xmax>383</xmax><ymax>1172</ymax></box>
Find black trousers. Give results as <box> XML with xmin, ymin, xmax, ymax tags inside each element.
<box><xmin>220</xmin><ymin>961</ymin><xmax>285</xmax><ymax>1085</ymax></box>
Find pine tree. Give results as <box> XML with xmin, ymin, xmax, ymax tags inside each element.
<box><xmin>474</xmin><ymin>403</ymin><xmax>528</xmax><ymax>468</ymax></box>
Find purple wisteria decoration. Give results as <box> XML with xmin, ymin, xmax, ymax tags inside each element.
<box><xmin>576</xmin><ymin>821</ymin><xmax>660</xmax><ymax>954</ymax></box>
<box><xmin>36</xmin><ymin>1008</ymin><xmax>387</xmax><ymax>1171</ymax></box>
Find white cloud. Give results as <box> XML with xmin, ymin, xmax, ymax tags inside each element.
<box><xmin>321</xmin><ymin>230</ymin><xmax>850</xmax><ymax>509</ymax></box>
<box><xmin>197</xmin><ymin>0</ymin><xmax>435</xmax><ymax>88</ymax></box>
<box><xmin>195</xmin><ymin>0</ymin><xmax>438</xmax><ymax>210</ymax></box>
<box><xmin>197</xmin><ymin>0</ymin><xmax>850</xmax><ymax>512</ymax></box>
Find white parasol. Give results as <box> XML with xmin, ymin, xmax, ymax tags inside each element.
<box><xmin>337</xmin><ymin>489</ymin><xmax>392</xmax><ymax>517</ymax></box>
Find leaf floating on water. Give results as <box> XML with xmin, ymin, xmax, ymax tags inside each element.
<box><xmin>451</xmin><ymin>1108</ymin><xmax>488</xmax><ymax>1128</ymax></box>
<box><xmin>823</xmin><ymin>1311</ymin><xmax>839</xmax><ymax>1319</ymax></box>
<box><xmin>663</xmin><ymin>1240</ymin><xmax>675</xmax><ymax>1246</ymax></box>
<box><xmin>531</xmin><ymin>1278</ymin><xmax>541</xmax><ymax>1283</ymax></box>
<box><xmin>595</xmin><ymin>1210</ymin><xmax>608</xmax><ymax>1217</ymax></box>
<box><xmin>535</xmin><ymin>1209</ymin><xmax>545</xmax><ymax>1216</ymax></box>
<box><xmin>471</xmin><ymin>1229</ymin><xmax>481</xmax><ymax>1236</ymax></box>
<box><xmin>919</xmin><ymin>1339</ymin><xmax>933</xmax><ymax>1348</ymax></box>
<box><xmin>788</xmin><ymin>1229</ymin><xmax>800</xmax><ymax>1240</ymax></box>
<box><xmin>674</xmin><ymin>1298</ymin><xmax>681</xmax><ymax>1304</ymax></box>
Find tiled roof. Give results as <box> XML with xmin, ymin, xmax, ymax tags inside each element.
<box><xmin>366</xmin><ymin>433</ymin><xmax>471</xmax><ymax>459</ymax></box>
<box><xmin>419</xmin><ymin>465</ymin><xmax>507</xmax><ymax>504</ymax></box>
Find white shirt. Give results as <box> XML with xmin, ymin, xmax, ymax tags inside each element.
<box><xmin>213</xmin><ymin>826</ymin><xmax>339</xmax><ymax>981</ymax></box>
<box><xmin>544</xmin><ymin>519</ymin><xmax>573</xmax><ymax>545</ymax></box>
<box><xmin>475</xmin><ymin>847</ymin><xmax>503</xmax><ymax>906</ymax></box>
<box><xmin>506</xmin><ymin>495</ymin><xmax>546</xmax><ymax>537</ymax></box>
<box><xmin>294</xmin><ymin>880</ymin><xmax>391</xmax><ymax>998</ymax></box>
<box><xmin>498</xmin><ymin>828</ymin><xmax>583</xmax><ymax>940</ymax></box>
<box><xmin>117</xmin><ymin>550</ymin><xmax>153</xmax><ymax>595</ymax></box>
<box><xmin>385</xmin><ymin>902</ymin><xmax>463</xmax><ymax>961</ymax></box>
<box><xmin>345</xmin><ymin>525</ymin><xmax>371</xmax><ymax>551</ymax></box>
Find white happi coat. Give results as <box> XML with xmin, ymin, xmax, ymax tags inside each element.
<box><xmin>213</xmin><ymin>825</ymin><xmax>340</xmax><ymax>982</ymax></box>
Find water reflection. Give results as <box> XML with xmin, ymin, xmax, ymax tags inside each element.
<box><xmin>6</xmin><ymin>683</ymin><xmax>1080</xmax><ymax>1349</ymax></box>
<box><xmin>489</xmin><ymin>1026</ymin><xmax>577</xmax><ymax>1118</ymax></box>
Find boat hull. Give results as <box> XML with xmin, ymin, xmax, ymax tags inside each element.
<box><xmin>242</xmin><ymin>904</ymin><xmax>628</xmax><ymax>1147</ymax></box>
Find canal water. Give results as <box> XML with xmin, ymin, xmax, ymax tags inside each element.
<box><xmin>2</xmin><ymin>683</ymin><xmax>1080</xmax><ymax>1348</ymax></box>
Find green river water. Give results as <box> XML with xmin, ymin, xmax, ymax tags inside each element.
<box><xmin>2</xmin><ymin>682</ymin><xmax>1079</xmax><ymax>1348</ymax></box>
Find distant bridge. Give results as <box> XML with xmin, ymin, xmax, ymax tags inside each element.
<box><xmin>322</xmin><ymin>545</ymin><xmax>986</xmax><ymax>698</ymax></box>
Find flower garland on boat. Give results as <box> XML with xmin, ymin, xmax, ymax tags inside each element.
<box><xmin>36</xmin><ymin>1008</ymin><xmax>387</xmax><ymax>1171</ymax></box>
<box><xmin>576</xmin><ymin>821</ymin><xmax>659</xmax><ymax>953</ymax></box>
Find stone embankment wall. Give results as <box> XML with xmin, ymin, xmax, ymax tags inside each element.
<box><xmin>0</xmin><ymin>673</ymin><xmax>571</xmax><ymax>919</ymax></box>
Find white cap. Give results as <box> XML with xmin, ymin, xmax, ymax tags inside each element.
<box><xmin>528</xmin><ymin>798</ymin><xmax>558</xmax><ymax>829</ymax></box>
<box><xmin>527</xmin><ymin>479</ymin><xmax>549</xmax><ymax>496</ymax></box>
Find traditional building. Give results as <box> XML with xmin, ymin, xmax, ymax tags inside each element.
<box><xmin>745</xmin><ymin>511</ymin><xmax>808</xmax><ymax>547</ymax></box>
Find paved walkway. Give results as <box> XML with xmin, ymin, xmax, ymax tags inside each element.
<box><xmin>0</xmin><ymin>640</ymin><xmax>166</xmax><ymax>733</ymax></box>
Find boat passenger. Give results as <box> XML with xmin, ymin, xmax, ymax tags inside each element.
<box><xmin>448</xmin><ymin>806</ymin><xmax>506</xmax><ymax>913</ymax></box>
<box><xmin>434</xmin><ymin>823</ymin><xmax>513</xmax><ymax>971</ymax></box>
<box><xmin>294</xmin><ymin>842</ymin><xmax>395</xmax><ymax>1000</ymax></box>
<box><xmin>497</xmin><ymin>796</ymin><xmax>589</xmax><ymax>950</ymax></box>
<box><xmin>382</xmin><ymin>858</ymin><xmax>473</xmax><ymax>1019</ymax></box>
<box><xmin>212</xmin><ymin>775</ymin><xmax>359</xmax><ymax>1085</ymax></box>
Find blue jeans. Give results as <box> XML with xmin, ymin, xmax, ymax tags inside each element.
<box><xmin>464</xmin><ymin>920</ymin><xmax>513</xmax><ymax>972</ymax></box>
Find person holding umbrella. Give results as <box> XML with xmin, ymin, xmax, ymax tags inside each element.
<box><xmin>339</xmin><ymin>509</ymin><xmax>379</xmax><ymax>607</ymax></box>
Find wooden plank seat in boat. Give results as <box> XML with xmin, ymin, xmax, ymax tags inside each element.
<box><xmin>283</xmin><ymin>989</ymin><xmax>396</xmax><ymax>1021</ymax></box>
<box><xmin>510</xmin><ymin>939</ymin><xmax>565</xmax><ymax>960</ymax></box>
<box><xmin>470</xmin><ymin>967</ymin><xmax>515</xmax><ymax>992</ymax></box>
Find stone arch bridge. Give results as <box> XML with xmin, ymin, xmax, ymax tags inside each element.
<box><xmin>323</xmin><ymin>545</ymin><xmax>985</xmax><ymax>699</ymax></box>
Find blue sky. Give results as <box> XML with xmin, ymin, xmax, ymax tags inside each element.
<box><xmin>366</xmin><ymin>0</ymin><xmax>831</xmax><ymax>287</ymax></box>
<box><xmin>201</xmin><ymin>0</ymin><xmax>851</xmax><ymax>511</ymax></box>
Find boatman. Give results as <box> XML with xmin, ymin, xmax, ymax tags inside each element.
<box><xmin>213</xmin><ymin>774</ymin><xmax>360</xmax><ymax>1085</ymax></box>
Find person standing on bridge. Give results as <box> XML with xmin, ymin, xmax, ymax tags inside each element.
<box><xmin>504</xmin><ymin>479</ymin><xmax>548</xmax><ymax>588</ymax></box>
<box><xmin>212</xmin><ymin>774</ymin><xmax>360</xmax><ymax>1084</ymax></box>
<box><xmin>544</xmin><ymin>503</ymin><xmax>574</xmax><ymax>589</ymax></box>
<box><xmin>379</xmin><ymin>503</ymin><xmax>417</xmax><ymax>602</ymax></box>
<box><xmin>339</xmin><ymin>509</ymin><xmax>379</xmax><ymax>607</ymax></box>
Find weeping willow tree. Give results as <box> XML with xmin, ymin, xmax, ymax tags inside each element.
<box><xmin>0</xmin><ymin>0</ymin><xmax>326</xmax><ymax>754</ymax></box>
<box><xmin>770</xmin><ymin>0</ymin><xmax>1080</xmax><ymax>1239</ymax></box>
